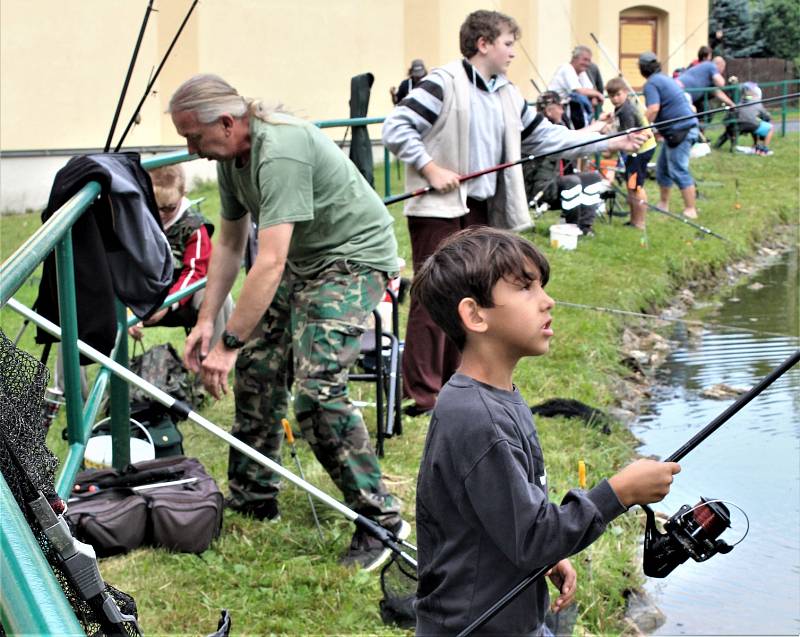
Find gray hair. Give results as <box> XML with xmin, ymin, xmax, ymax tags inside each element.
<box><xmin>168</xmin><ymin>73</ymin><xmax>281</xmax><ymax>123</ymax></box>
<box><xmin>571</xmin><ymin>45</ymin><xmax>592</xmax><ymax>60</ymax></box>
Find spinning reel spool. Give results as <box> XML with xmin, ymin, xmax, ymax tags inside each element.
<box><xmin>643</xmin><ymin>497</ymin><xmax>748</xmax><ymax>578</ymax></box>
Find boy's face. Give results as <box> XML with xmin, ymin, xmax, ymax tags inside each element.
<box><xmin>544</xmin><ymin>103</ymin><xmax>564</xmax><ymax>124</ymax></box>
<box><xmin>479</xmin><ymin>26</ymin><xmax>516</xmax><ymax>76</ymax></box>
<box><xmin>484</xmin><ymin>265</ymin><xmax>555</xmax><ymax>358</ymax></box>
<box><xmin>609</xmin><ymin>91</ymin><xmax>627</xmax><ymax>108</ymax></box>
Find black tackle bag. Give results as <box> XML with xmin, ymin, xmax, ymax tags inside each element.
<box><xmin>66</xmin><ymin>456</ymin><xmax>223</xmax><ymax>556</ymax></box>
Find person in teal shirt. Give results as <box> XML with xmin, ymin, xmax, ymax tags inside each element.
<box><xmin>169</xmin><ymin>74</ymin><xmax>407</xmax><ymax>571</ymax></box>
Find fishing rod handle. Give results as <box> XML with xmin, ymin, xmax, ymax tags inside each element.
<box><xmin>666</xmin><ymin>349</ymin><xmax>800</xmax><ymax>463</ymax></box>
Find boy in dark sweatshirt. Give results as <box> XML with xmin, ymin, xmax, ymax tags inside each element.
<box><xmin>411</xmin><ymin>227</ymin><xmax>680</xmax><ymax>635</ymax></box>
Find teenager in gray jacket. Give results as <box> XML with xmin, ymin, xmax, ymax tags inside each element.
<box><xmin>382</xmin><ymin>9</ymin><xmax>645</xmax><ymax>416</ymax></box>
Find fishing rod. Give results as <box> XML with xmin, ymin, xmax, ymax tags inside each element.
<box><xmin>104</xmin><ymin>0</ymin><xmax>155</xmax><ymax>153</ymax></box>
<box><xmin>382</xmin><ymin>92</ymin><xmax>799</xmax><ymax>206</ymax></box>
<box><xmin>612</xmin><ymin>180</ymin><xmax>728</xmax><ymax>240</ymax></box>
<box><xmin>458</xmin><ymin>349</ymin><xmax>800</xmax><ymax>636</ymax></box>
<box><xmin>7</xmin><ymin>297</ymin><xmax>418</xmax><ymax>571</ymax></box>
<box><xmin>114</xmin><ymin>0</ymin><xmax>199</xmax><ymax>152</ymax></box>
<box><xmin>558</xmin><ymin>300</ymin><xmax>796</xmax><ymax>340</ymax></box>
<box><xmin>581</xmin><ymin>156</ymin><xmax>730</xmax><ymax>241</ymax></box>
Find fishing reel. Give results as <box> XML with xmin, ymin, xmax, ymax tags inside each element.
<box><xmin>642</xmin><ymin>497</ymin><xmax>747</xmax><ymax>578</ymax></box>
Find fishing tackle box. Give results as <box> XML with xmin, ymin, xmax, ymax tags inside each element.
<box><xmin>66</xmin><ymin>455</ymin><xmax>223</xmax><ymax>556</ymax></box>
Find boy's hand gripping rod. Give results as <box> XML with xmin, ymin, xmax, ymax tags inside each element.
<box><xmin>383</xmin><ymin>92</ymin><xmax>799</xmax><ymax>207</ymax></box>
<box><xmin>456</xmin><ymin>348</ymin><xmax>800</xmax><ymax>637</ymax></box>
<box><xmin>7</xmin><ymin>298</ymin><xmax>417</xmax><ymax>569</ymax></box>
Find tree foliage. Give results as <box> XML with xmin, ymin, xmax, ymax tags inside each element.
<box><xmin>710</xmin><ymin>0</ymin><xmax>800</xmax><ymax>61</ymax></box>
<box><xmin>755</xmin><ymin>0</ymin><xmax>800</xmax><ymax>61</ymax></box>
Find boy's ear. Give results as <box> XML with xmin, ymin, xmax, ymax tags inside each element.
<box><xmin>476</xmin><ymin>35</ymin><xmax>492</xmax><ymax>55</ymax></box>
<box><xmin>457</xmin><ymin>297</ymin><xmax>488</xmax><ymax>335</ymax></box>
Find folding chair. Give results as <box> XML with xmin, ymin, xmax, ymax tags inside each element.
<box><xmin>350</xmin><ymin>288</ymin><xmax>403</xmax><ymax>457</ymax></box>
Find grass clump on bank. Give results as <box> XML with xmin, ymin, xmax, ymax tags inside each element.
<box><xmin>0</xmin><ymin>133</ymin><xmax>797</xmax><ymax>634</ymax></box>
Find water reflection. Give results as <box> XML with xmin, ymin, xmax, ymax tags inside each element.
<box><xmin>632</xmin><ymin>247</ymin><xmax>799</xmax><ymax>635</ymax></box>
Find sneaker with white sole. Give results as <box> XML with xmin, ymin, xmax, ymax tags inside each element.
<box><xmin>340</xmin><ymin>519</ymin><xmax>411</xmax><ymax>572</ymax></box>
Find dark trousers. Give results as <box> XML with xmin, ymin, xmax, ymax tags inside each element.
<box><xmin>402</xmin><ymin>199</ymin><xmax>489</xmax><ymax>409</ymax></box>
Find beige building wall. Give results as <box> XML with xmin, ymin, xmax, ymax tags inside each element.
<box><xmin>1</xmin><ymin>0</ymin><xmax>707</xmax><ymax>211</ymax></box>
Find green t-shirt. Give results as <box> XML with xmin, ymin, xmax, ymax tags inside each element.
<box><xmin>217</xmin><ymin>113</ymin><xmax>398</xmax><ymax>277</ymax></box>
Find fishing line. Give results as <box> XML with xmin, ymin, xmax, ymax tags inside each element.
<box><xmin>606</xmin><ymin>168</ymin><xmax>729</xmax><ymax>241</ymax></box>
<box><xmin>114</xmin><ymin>0</ymin><xmax>199</xmax><ymax>152</ymax></box>
<box><xmin>557</xmin><ymin>300</ymin><xmax>797</xmax><ymax>340</ymax></box>
<box><xmin>382</xmin><ymin>92</ymin><xmax>799</xmax><ymax>206</ymax></box>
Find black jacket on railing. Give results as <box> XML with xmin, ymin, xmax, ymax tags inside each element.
<box><xmin>35</xmin><ymin>153</ymin><xmax>173</xmax><ymax>358</ymax></box>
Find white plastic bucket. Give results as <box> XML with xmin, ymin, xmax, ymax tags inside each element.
<box><xmin>84</xmin><ymin>418</ymin><xmax>156</xmax><ymax>469</ymax></box>
<box><xmin>549</xmin><ymin>223</ymin><xmax>582</xmax><ymax>250</ymax></box>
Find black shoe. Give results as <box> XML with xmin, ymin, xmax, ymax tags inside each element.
<box><xmin>340</xmin><ymin>519</ymin><xmax>411</xmax><ymax>572</ymax></box>
<box><xmin>225</xmin><ymin>497</ymin><xmax>281</xmax><ymax>522</ymax></box>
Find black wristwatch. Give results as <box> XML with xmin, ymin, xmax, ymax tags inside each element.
<box><xmin>221</xmin><ymin>330</ymin><xmax>246</xmax><ymax>350</ymax></box>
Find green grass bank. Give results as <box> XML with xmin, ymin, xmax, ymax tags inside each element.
<box><xmin>1</xmin><ymin>133</ymin><xmax>798</xmax><ymax>635</ymax></box>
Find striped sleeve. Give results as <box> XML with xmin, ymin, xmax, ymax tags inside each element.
<box><xmin>382</xmin><ymin>70</ymin><xmax>448</xmax><ymax>171</ymax></box>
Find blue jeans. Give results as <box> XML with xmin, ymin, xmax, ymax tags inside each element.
<box><xmin>656</xmin><ymin>126</ymin><xmax>699</xmax><ymax>190</ymax></box>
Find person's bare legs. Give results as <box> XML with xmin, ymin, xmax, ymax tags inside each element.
<box><xmin>680</xmin><ymin>184</ymin><xmax>697</xmax><ymax>218</ymax></box>
<box><xmin>658</xmin><ymin>185</ymin><xmax>671</xmax><ymax>212</ymax></box>
<box><xmin>628</xmin><ymin>187</ymin><xmax>647</xmax><ymax>228</ymax></box>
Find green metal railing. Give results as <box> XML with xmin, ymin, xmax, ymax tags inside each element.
<box><xmin>685</xmin><ymin>79</ymin><xmax>799</xmax><ymax>148</ymax></box>
<box><xmin>2</xmin><ymin>81</ymin><xmax>796</xmax><ymax>629</ymax></box>
<box><xmin>0</xmin><ymin>151</ymin><xmax>195</xmax><ymax>634</ymax></box>
<box><xmin>314</xmin><ymin>115</ymin><xmax>393</xmax><ymax>196</ymax></box>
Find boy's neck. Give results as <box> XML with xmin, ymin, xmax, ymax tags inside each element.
<box><xmin>467</xmin><ymin>55</ymin><xmax>499</xmax><ymax>84</ymax></box>
<box><xmin>457</xmin><ymin>343</ymin><xmax>518</xmax><ymax>392</ymax></box>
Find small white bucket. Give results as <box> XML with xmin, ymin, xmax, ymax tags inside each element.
<box><xmin>549</xmin><ymin>224</ymin><xmax>582</xmax><ymax>250</ymax></box>
<box><xmin>84</xmin><ymin>418</ymin><xmax>156</xmax><ymax>469</ymax></box>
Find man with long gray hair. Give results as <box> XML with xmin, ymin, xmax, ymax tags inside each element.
<box><xmin>168</xmin><ymin>73</ymin><xmax>407</xmax><ymax>571</ymax></box>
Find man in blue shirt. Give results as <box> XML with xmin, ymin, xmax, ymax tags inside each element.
<box><xmin>677</xmin><ymin>56</ymin><xmax>735</xmax><ymax>115</ymax></box>
<box><xmin>640</xmin><ymin>51</ymin><xmax>700</xmax><ymax>219</ymax></box>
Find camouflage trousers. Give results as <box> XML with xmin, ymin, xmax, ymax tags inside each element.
<box><xmin>228</xmin><ymin>261</ymin><xmax>401</xmax><ymax>526</ymax></box>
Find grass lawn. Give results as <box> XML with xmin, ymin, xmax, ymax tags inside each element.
<box><xmin>1</xmin><ymin>132</ymin><xmax>798</xmax><ymax>635</ymax></box>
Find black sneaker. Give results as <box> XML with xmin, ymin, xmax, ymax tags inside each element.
<box><xmin>340</xmin><ymin>519</ymin><xmax>411</xmax><ymax>572</ymax></box>
<box><xmin>224</xmin><ymin>497</ymin><xmax>281</xmax><ymax>522</ymax></box>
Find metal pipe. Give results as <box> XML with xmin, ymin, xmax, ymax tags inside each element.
<box><xmin>7</xmin><ymin>298</ymin><xmax>418</xmax><ymax>568</ymax></box>
<box><xmin>0</xmin><ymin>182</ymin><xmax>101</xmax><ymax>306</ymax></box>
<box><xmin>54</xmin><ymin>232</ymin><xmax>85</xmax><ymax>444</ymax></box>
<box><xmin>0</xmin><ymin>474</ymin><xmax>84</xmax><ymax>634</ymax></box>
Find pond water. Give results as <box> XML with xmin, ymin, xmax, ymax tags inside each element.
<box><xmin>631</xmin><ymin>247</ymin><xmax>800</xmax><ymax>635</ymax></box>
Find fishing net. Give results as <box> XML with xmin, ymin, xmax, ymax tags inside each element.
<box><xmin>379</xmin><ymin>552</ymin><xmax>417</xmax><ymax>629</ymax></box>
<box><xmin>0</xmin><ymin>327</ymin><xmax>141</xmax><ymax>636</ymax></box>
